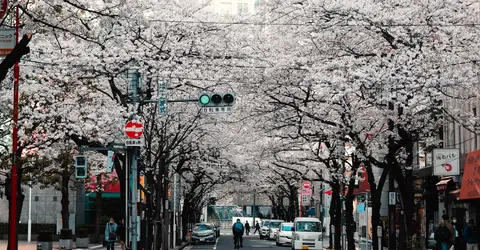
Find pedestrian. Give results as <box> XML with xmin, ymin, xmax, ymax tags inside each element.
<box><xmin>105</xmin><ymin>217</ymin><xmax>118</xmax><ymax>250</ymax></box>
<box><xmin>254</xmin><ymin>221</ymin><xmax>261</xmax><ymax>234</ymax></box>
<box><xmin>245</xmin><ymin>221</ymin><xmax>251</xmax><ymax>235</ymax></box>
<box><xmin>116</xmin><ymin>219</ymin><xmax>126</xmax><ymax>250</ymax></box>
<box><xmin>232</xmin><ymin>219</ymin><xmax>244</xmax><ymax>248</ymax></box>
<box><xmin>435</xmin><ymin>214</ymin><xmax>454</xmax><ymax>250</ymax></box>
<box><xmin>464</xmin><ymin>219</ymin><xmax>479</xmax><ymax>250</ymax></box>
<box><xmin>452</xmin><ymin>216</ymin><xmax>465</xmax><ymax>250</ymax></box>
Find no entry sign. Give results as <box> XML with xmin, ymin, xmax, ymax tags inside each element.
<box><xmin>124</xmin><ymin>120</ymin><xmax>144</xmax><ymax>139</ymax></box>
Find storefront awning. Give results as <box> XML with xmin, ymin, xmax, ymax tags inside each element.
<box><xmin>460</xmin><ymin>149</ymin><xmax>480</xmax><ymax>200</ymax></box>
<box><xmin>436</xmin><ymin>178</ymin><xmax>452</xmax><ymax>191</ymax></box>
<box><xmin>450</xmin><ymin>189</ymin><xmax>461</xmax><ymax>195</ymax></box>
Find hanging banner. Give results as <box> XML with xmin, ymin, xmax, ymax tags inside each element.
<box><xmin>459</xmin><ymin>149</ymin><xmax>480</xmax><ymax>200</ymax></box>
<box><xmin>433</xmin><ymin>148</ymin><xmax>460</xmax><ymax>176</ymax></box>
<box><xmin>0</xmin><ymin>29</ymin><xmax>15</xmax><ymax>57</ymax></box>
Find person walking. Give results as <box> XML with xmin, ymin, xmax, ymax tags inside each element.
<box><xmin>254</xmin><ymin>221</ymin><xmax>261</xmax><ymax>235</ymax></box>
<box><xmin>464</xmin><ymin>219</ymin><xmax>479</xmax><ymax>250</ymax></box>
<box><xmin>245</xmin><ymin>221</ymin><xmax>251</xmax><ymax>236</ymax></box>
<box><xmin>435</xmin><ymin>214</ymin><xmax>455</xmax><ymax>250</ymax></box>
<box><xmin>116</xmin><ymin>219</ymin><xmax>126</xmax><ymax>250</ymax></box>
<box><xmin>452</xmin><ymin>216</ymin><xmax>465</xmax><ymax>250</ymax></box>
<box><xmin>105</xmin><ymin>217</ymin><xmax>118</xmax><ymax>250</ymax></box>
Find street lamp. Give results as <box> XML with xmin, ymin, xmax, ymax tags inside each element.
<box><xmin>27</xmin><ymin>181</ymin><xmax>32</xmax><ymax>242</ymax></box>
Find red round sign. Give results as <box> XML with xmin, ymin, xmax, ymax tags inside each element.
<box><xmin>0</xmin><ymin>0</ymin><xmax>7</xmax><ymax>19</ymax></box>
<box><xmin>124</xmin><ymin>120</ymin><xmax>144</xmax><ymax>139</ymax></box>
<box><xmin>444</xmin><ymin>163</ymin><xmax>452</xmax><ymax>172</ymax></box>
<box><xmin>303</xmin><ymin>181</ymin><xmax>311</xmax><ymax>189</ymax></box>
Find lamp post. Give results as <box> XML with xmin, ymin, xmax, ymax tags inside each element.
<box><xmin>28</xmin><ymin>181</ymin><xmax>32</xmax><ymax>242</ymax></box>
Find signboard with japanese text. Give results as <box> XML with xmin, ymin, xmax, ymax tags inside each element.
<box><xmin>433</xmin><ymin>148</ymin><xmax>460</xmax><ymax>176</ymax></box>
<box><xmin>459</xmin><ymin>149</ymin><xmax>480</xmax><ymax>200</ymax></box>
<box><xmin>0</xmin><ymin>29</ymin><xmax>15</xmax><ymax>57</ymax></box>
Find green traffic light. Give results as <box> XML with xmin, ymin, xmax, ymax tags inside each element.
<box><xmin>199</xmin><ymin>94</ymin><xmax>210</xmax><ymax>105</ymax></box>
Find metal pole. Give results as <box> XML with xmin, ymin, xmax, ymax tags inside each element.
<box><xmin>173</xmin><ymin>172</ymin><xmax>177</xmax><ymax>247</ymax></box>
<box><xmin>131</xmin><ymin>149</ymin><xmax>138</xmax><ymax>250</ymax></box>
<box><xmin>252</xmin><ymin>192</ymin><xmax>256</xmax><ymax>232</ymax></box>
<box><xmin>366</xmin><ymin>193</ymin><xmax>369</xmax><ymax>250</ymax></box>
<box><xmin>129</xmin><ymin>70</ymin><xmax>140</xmax><ymax>250</ymax></box>
<box><xmin>28</xmin><ymin>182</ymin><xmax>32</xmax><ymax>242</ymax></box>
<box><xmin>9</xmin><ymin>3</ymin><xmax>20</xmax><ymax>249</ymax></box>
<box><xmin>126</xmin><ymin>151</ymin><xmax>130</xmax><ymax>249</ymax></box>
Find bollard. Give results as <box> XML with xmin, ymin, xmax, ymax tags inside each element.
<box><xmin>37</xmin><ymin>244</ymin><xmax>42</xmax><ymax>250</ymax></box>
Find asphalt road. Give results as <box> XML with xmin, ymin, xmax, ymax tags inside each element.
<box><xmin>185</xmin><ymin>232</ymin><xmax>289</xmax><ymax>250</ymax></box>
<box><xmin>184</xmin><ymin>232</ymin><xmax>374</xmax><ymax>250</ymax></box>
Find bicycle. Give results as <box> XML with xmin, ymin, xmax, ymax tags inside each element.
<box><xmin>233</xmin><ymin>234</ymin><xmax>242</xmax><ymax>250</ymax></box>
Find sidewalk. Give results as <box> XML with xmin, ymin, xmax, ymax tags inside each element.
<box><xmin>0</xmin><ymin>240</ymin><xmax>189</xmax><ymax>250</ymax></box>
<box><xmin>0</xmin><ymin>240</ymin><xmax>107</xmax><ymax>250</ymax></box>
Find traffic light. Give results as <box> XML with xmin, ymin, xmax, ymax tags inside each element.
<box><xmin>198</xmin><ymin>92</ymin><xmax>236</xmax><ymax>108</ymax></box>
<box><xmin>74</xmin><ymin>155</ymin><xmax>87</xmax><ymax>179</ymax></box>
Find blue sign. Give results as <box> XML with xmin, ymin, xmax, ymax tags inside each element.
<box><xmin>158</xmin><ymin>98</ymin><xmax>168</xmax><ymax>115</ymax></box>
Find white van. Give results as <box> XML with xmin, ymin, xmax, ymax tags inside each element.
<box><xmin>291</xmin><ymin>217</ymin><xmax>322</xmax><ymax>250</ymax></box>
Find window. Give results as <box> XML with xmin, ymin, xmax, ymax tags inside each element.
<box><xmin>34</xmin><ymin>196</ymin><xmax>39</xmax><ymax>202</ymax></box>
<box><xmin>281</xmin><ymin>224</ymin><xmax>293</xmax><ymax>231</ymax></box>
<box><xmin>237</xmin><ymin>3</ymin><xmax>249</xmax><ymax>15</ymax></box>
<box><xmin>269</xmin><ymin>221</ymin><xmax>282</xmax><ymax>228</ymax></box>
<box><xmin>295</xmin><ymin>221</ymin><xmax>321</xmax><ymax>232</ymax></box>
<box><xmin>53</xmin><ymin>197</ymin><xmax>57</xmax><ymax>202</ymax></box>
<box><xmin>219</xmin><ymin>2</ymin><xmax>232</xmax><ymax>15</ymax></box>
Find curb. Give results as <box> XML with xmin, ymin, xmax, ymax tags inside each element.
<box><xmin>174</xmin><ymin>242</ymin><xmax>190</xmax><ymax>250</ymax></box>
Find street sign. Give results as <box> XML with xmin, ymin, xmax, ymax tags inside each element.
<box><xmin>0</xmin><ymin>1</ymin><xmax>7</xmax><ymax>19</ymax></box>
<box><xmin>0</xmin><ymin>29</ymin><xmax>15</xmax><ymax>57</ymax></box>
<box><xmin>201</xmin><ymin>106</ymin><xmax>233</xmax><ymax>113</ymax></box>
<box><xmin>303</xmin><ymin>181</ymin><xmax>311</xmax><ymax>189</ymax></box>
<box><xmin>158</xmin><ymin>79</ymin><xmax>168</xmax><ymax>116</ymax></box>
<box><xmin>388</xmin><ymin>192</ymin><xmax>396</xmax><ymax>205</ymax></box>
<box><xmin>125</xmin><ymin>139</ymin><xmax>144</xmax><ymax>147</ymax></box>
<box><xmin>106</xmin><ymin>151</ymin><xmax>115</xmax><ymax>173</ymax></box>
<box><xmin>124</xmin><ymin>120</ymin><xmax>144</xmax><ymax>139</ymax></box>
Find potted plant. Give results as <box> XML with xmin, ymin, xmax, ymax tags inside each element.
<box><xmin>76</xmin><ymin>228</ymin><xmax>89</xmax><ymax>248</ymax></box>
<box><xmin>59</xmin><ymin>229</ymin><xmax>73</xmax><ymax>250</ymax></box>
<box><xmin>37</xmin><ymin>231</ymin><xmax>54</xmax><ymax>250</ymax></box>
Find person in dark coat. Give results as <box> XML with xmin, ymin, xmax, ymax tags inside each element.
<box><xmin>245</xmin><ymin>221</ymin><xmax>251</xmax><ymax>235</ymax></box>
<box><xmin>254</xmin><ymin>221</ymin><xmax>261</xmax><ymax>234</ymax></box>
<box><xmin>116</xmin><ymin>219</ymin><xmax>126</xmax><ymax>250</ymax></box>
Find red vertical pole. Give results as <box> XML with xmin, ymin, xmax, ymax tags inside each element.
<box><xmin>9</xmin><ymin>3</ymin><xmax>20</xmax><ymax>250</ymax></box>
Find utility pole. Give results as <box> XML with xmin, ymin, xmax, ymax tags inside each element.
<box><xmin>8</xmin><ymin>4</ymin><xmax>20</xmax><ymax>250</ymax></box>
<box><xmin>162</xmin><ymin>152</ymin><xmax>170</xmax><ymax>250</ymax></box>
<box><xmin>129</xmin><ymin>69</ymin><xmax>141</xmax><ymax>250</ymax></box>
<box><xmin>388</xmin><ymin>101</ymin><xmax>396</xmax><ymax>250</ymax></box>
<box><xmin>252</xmin><ymin>192</ymin><xmax>256</xmax><ymax>227</ymax></box>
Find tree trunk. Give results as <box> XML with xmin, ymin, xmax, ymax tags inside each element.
<box><xmin>345</xmin><ymin>179</ymin><xmax>356</xmax><ymax>250</ymax></box>
<box><xmin>366</xmin><ymin>164</ymin><xmax>389</xmax><ymax>250</ymax></box>
<box><xmin>61</xmin><ymin>169</ymin><xmax>70</xmax><ymax>229</ymax></box>
<box><xmin>330</xmin><ymin>181</ymin><xmax>342</xmax><ymax>250</ymax></box>
<box><xmin>94</xmin><ymin>174</ymin><xmax>103</xmax><ymax>243</ymax></box>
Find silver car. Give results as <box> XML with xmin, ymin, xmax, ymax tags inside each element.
<box><xmin>190</xmin><ymin>223</ymin><xmax>217</xmax><ymax>244</ymax></box>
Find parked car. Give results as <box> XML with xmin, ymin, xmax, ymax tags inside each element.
<box><xmin>206</xmin><ymin>223</ymin><xmax>220</xmax><ymax>238</ymax></box>
<box><xmin>260</xmin><ymin>220</ymin><xmax>271</xmax><ymax>239</ymax></box>
<box><xmin>276</xmin><ymin>222</ymin><xmax>294</xmax><ymax>246</ymax></box>
<box><xmin>267</xmin><ymin>220</ymin><xmax>284</xmax><ymax>240</ymax></box>
<box><xmin>190</xmin><ymin>223</ymin><xmax>217</xmax><ymax>244</ymax></box>
<box><xmin>291</xmin><ymin>217</ymin><xmax>322</xmax><ymax>250</ymax></box>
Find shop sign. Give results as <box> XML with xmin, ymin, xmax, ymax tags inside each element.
<box><xmin>433</xmin><ymin>148</ymin><xmax>460</xmax><ymax>176</ymax></box>
<box><xmin>459</xmin><ymin>149</ymin><xmax>480</xmax><ymax>200</ymax></box>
